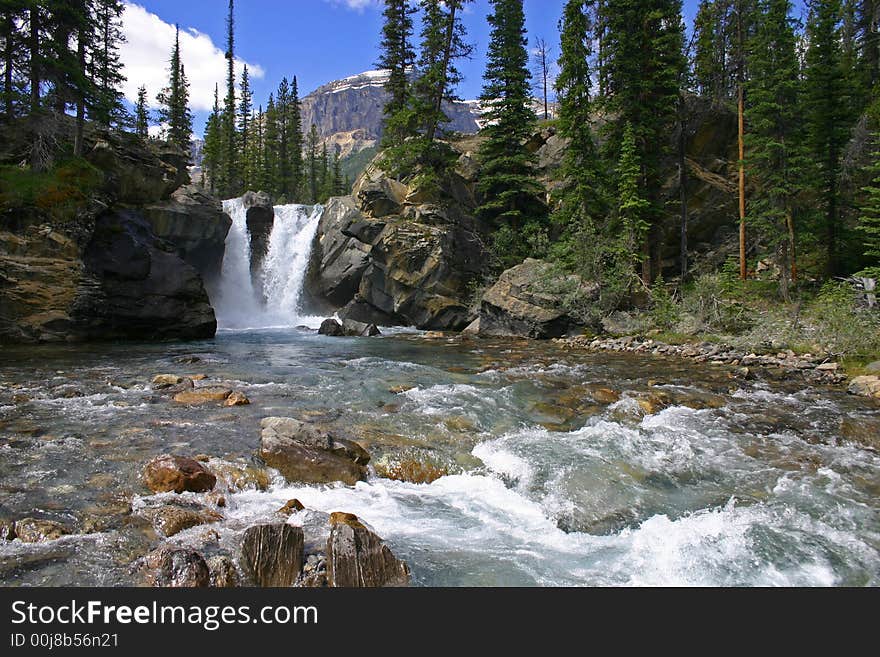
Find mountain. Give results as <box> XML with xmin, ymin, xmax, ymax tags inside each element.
<box><xmin>300</xmin><ymin>70</ymin><xmax>483</xmax><ymax>160</ymax></box>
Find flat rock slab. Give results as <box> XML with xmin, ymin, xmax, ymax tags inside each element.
<box><xmin>240</xmin><ymin>523</ymin><xmax>304</xmax><ymax>587</ymax></box>
<box><xmin>260</xmin><ymin>417</ymin><xmax>370</xmax><ymax>485</ymax></box>
<box><xmin>173</xmin><ymin>387</ymin><xmax>233</xmax><ymax>404</ymax></box>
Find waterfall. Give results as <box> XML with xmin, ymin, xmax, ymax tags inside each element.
<box><xmin>214</xmin><ymin>198</ymin><xmax>323</xmax><ymax>330</ymax></box>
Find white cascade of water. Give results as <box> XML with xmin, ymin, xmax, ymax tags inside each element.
<box><xmin>213</xmin><ymin>199</ymin><xmax>323</xmax><ymax>330</ymax></box>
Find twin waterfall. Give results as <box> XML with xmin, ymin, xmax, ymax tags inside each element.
<box><xmin>212</xmin><ymin>198</ymin><xmax>323</xmax><ymax>330</ymax></box>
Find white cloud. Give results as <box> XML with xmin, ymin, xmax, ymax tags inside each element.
<box><xmin>324</xmin><ymin>0</ymin><xmax>380</xmax><ymax>11</ymax></box>
<box><xmin>120</xmin><ymin>2</ymin><xmax>264</xmax><ymax>112</ymax></box>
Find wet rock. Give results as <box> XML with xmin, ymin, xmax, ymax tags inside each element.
<box><xmin>224</xmin><ymin>391</ymin><xmax>251</xmax><ymax>407</ymax></box>
<box><xmin>278</xmin><ymin>499</ymin><xmax>306</xmax><ymax>515</ymax></box>
<box><xmin>338</xmin><ymin>298</ymin><xmax>398</xmax><ymax>327</ymax></box>
<box><xmin>172</xmin><ymin>387</ymin><xmax>233</xmax><ymax>404</ymax></box>
<box><xmin>207</xmin><ymin>555</ymin><xmax>240</xmax><ymax>588</ymax></box>
<box><xmin>478</xmin><ymin>259</ymin><xmax>598</xmax><ymax>339</ymax></box>
<box><xmin>208</xmin><ymin>459</ymin><xmax>271</xmax><ymax>492</ymax></box>
<box><xmin>260</xmin><ymin>417</ymin><xmax>370</xmax><ymax>485</ymax></box>
<box><xmin>143</xmin><ymin>454</ymin><xmax>216</xmax><ymax>494</ymax></box>
<box><xmin>342</xmin><ymin>318</ymin><xmax>381</xmax><ymax>337</ymax></box>
<box><xmin>326</xmin><ymin>512</ymin><xmax>410</xmax><ymax>587</ymax></box>
<box><xmin>591</xmin><ymin>388</ymin><xmax>621</xmax><ymax>404</ymax></box>
<box><xmin>840</xmin><ymin>417</ymin><xmax>880</xmax><ymax>451</ymax></box>
<box><xmin>636</xmin><ymin>393</ymin><xmax>671</xmax><ymax>415</ymax></box>
<box><xmin>143</xmin><ymin>505</ymin><xmax>223</xmax><ymax>538</ymax></box>
<box><xmin>865</xmin><ymin>361</ymin><xmax>880</xmax><ymax>375</ymax></box>
<box><xmin>151</xmin><ymin>374</ymin><xmax>193</xmax><ymax>390</ymax></box>
<box><xmin>318</xmin><ymin>318</ymin><xmax>344</xmax><ymax>337</ymax></box>
<box><xmin>1</xmin><ymin>520</ymin><xmax>16</xmax><ymax>541</ymax></box>
<box><xmin>389</xmin><ymin>385</ymin><xmax>415</xmax><ymax>394</ymax></box>
<box><xmin>142</xmin><ymin>547</ymin><xmax>210</xmax><ymax>588</ymax></box>
<box><xmin>174</xmin><ymin>355</ymin><xmax>202</xmax><ymax>364</ymax></box>
<box><xmin>848</xmin><ymin>376</ymin><xmax>880</xmax><ymax>398</ymax></box>
<box><xmin>14</xmin><ymin>518</ymin><xmax>69</xmax><ymax>543</ymax></box>
<box><xmin>376</xmin><ymin>458</ymin><xmax>447</xmax><ymax>485</ymax></box>
<box><xmin>240</xmin><ymin>523</ymin><xmax>304</xmax><ymax>587</ymax></box>
<box><xmin>461</xmin><ymin>318</ymin><xmax>480</xmax><ymax>335</ymax></box>
<box><xmin>298</xmin><ymin>554</ymin><xmax>328</xmax><ymax>588</ymax></box>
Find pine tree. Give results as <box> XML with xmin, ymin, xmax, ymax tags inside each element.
<box><xmin>804</xmin><ymin>0</ymin><xmax>854</xmax><ymax>275</ymax></box>
<box><xmin>858</xmin><ymin>136</ymin><xmax>880</xmax><ymax>264</ymax></box>
<box><xmin>238</xmin><ymin>64</ymin><xmax>252</xmax><ymax>188</ymax></box>
<box><xmin>477</xmin><ymin>0</ymin><xmax>545</xmax><ymax>265</ymax></box>
<box><xmin>89</xmin><ymin>0</ymin><xmax>127</xmax><ymax>128</ymax></box>
<box><xmin>1</xmin><ymin>0</ymin><xmax>28</xmax><ymax>122</ymax></box>
<box><xmin>306</xmin><ymin>124</ymin><xmax>320</xmax><ymax>203</ymax></box>
<box><xmin>599</xmin><ymin>0</ymin><xmax>685</xmax><ymax>283</ymax></box>
<box><xmin>134</xmin><ymin>84</ymin><xmax>149</xmax><ymax>138</ymax></box>
<box><xmin>331</xmin><ymin>147</ymin><xmax>345</xmax><ymax>196</ymax></box>
<box><xmin>286</xmin><ymin>76</ymin><xmax>304</xmax><ymax>200</ymax></box>
<box><xmin>551</xmin><ymin>0</ymin><xmax>607</xmax><ymax>276</ymax></box>
<box><xmin>262</xmin><ymin>94</ymin><xmax>280</xmax><ymax>194</ymax></box>
<box><xmin>222</xmin><ymin>0</ymin><xmax>238</xmax><ymax>196</ymax></box>
<box><xmin>203</xmin><ymin>83</ymin><xmax>222</xmax><ymax>193</ymax></box>
<box><xmin>617</xmin><ymin>122</ymin><xmax>651</xmax><ymax>269</ymax></box>
<box><xmin>156</xmin><ymin>26</ymin><xmax>192</xmax><ymax>155</ymax></box>
<box><xmin>377</xmin><ymin>0</ymin><xmax>417</xmax><ymax>148</ymax></box>
<box><xmin>745</xmin><ymin>0</ymin><xmax>806</xmax><ymax>300</ymax></box>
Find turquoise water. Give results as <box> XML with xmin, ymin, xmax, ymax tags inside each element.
<box><xmin>1</xmin><ymin>329</ymin><xmax>878</xmax><ymax>586</ymax></box>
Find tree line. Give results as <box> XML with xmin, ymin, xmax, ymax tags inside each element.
<box><xmin>200</xmin><ymin>0</ymin><xmax>346</xmax><ymax>204</ymax></box>
<box><xmin>376</xmin><ymin>0</ymin><xmax>880</xmax><ymax>302</ymax></box>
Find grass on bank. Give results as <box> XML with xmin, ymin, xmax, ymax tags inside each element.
<box><xmin>0</xmin><ymin>158</ymin><xmax>103</xmax><ymax>224</ymax></box>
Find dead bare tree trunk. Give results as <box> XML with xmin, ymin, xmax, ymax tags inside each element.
<box><xmin>534</xmin><ymin>37</ymin><xmax>550</xmax><ymax>121</ymax></box>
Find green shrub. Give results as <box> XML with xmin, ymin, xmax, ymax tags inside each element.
<box><xmin>805</xmin><ymin>281</ymin><xmax>880</xmax><ymax>360</ymax></box>
<box><xmin>650</xmin><ymin>275</ymin><xmax>680</xmax><ymax>330</ymax></box>
<box><xmin>0</xmin><ymin>158</ymin><xmax>103</xmax><ymax>222</ymax></box>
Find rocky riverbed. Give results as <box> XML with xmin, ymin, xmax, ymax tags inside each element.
<box><xmin>1</xmin><ymin>328</ymin><xmax>878</xmax><ymax>586</ymax></box>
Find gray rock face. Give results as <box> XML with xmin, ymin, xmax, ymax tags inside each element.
<box><xmin>342</xmin><ymin>318</ymin><xmax>381</xmax><ymax>337</ymax></box>
<box><xmin>143</xmin><ymin>185</ymin><xmax>232</xmax><ymax>284</ymax></box>
<box><xmin>307</xmin><ymin>196</ymin><xmax>374</xmax><ymax>308</ymax></box>
<box><xmin>242</xmin><ymin>191</ymin><xmax>275</xmax><ymax>298</ymax></box>
<box><xmin>318</xmin><ymin>318</ymin><xmax>344</xmax><ymax>336</ymax></box>
<box><xmin>259</xmin><ymin>417</ymin><xmax>370</xmax><ymax>485</ymax></box>
<box><xmin>325</xmin><ymin>512</ymin><xmax>410</xmax><ymax>587</ymax></box>
<box><xmin>74</xmin><ymin>210</ymin><xmax>217</xmax><ymax>341</ymax></box>
<box><xmin>240</xmin><ymin>524</ymin><xmax>304</xmax><ymax>587</ymax></box>
<box><xmin>479</xmin><ymin>259</ymin><xmax>598</xmax><ymax>339</ymax></box>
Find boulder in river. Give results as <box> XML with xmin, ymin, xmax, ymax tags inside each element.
<box><xmin>478</xmin><ymin>259</ymin><xmax>598</xmax><ymax>339</ymax></box>
<box><xmin>342</xmin><ymin>318</ymin><xmax>381</xmax><ymax>337</ymax></box>
<box><xmin>259</xmin><ymin>417</ymin><xmax>370</xmax><ymax>485</ymax></box>
<box><xmin>13</xmin><ymin>518</ymin><xmax>69</xmax><ymax>543</ymax></box>
<box><xmin>325</xmin><ymin>512</ymin><xmax>410</xmax><ymax>587</ymax></box>
<box><xmin>143</xmin><ymin>505</ymin><xmax>223</xmax><ymax>538</ymax></box>
<box><xmin>172</xmin><ymin>386</ymin><xmax>233</xmax><ymax>404</ymax></box>
<box><xmin>142</xmin><ymin>547</ymin><xmax>210</xmax><ymax>588</ymax></box>
<box><xmin>318</xmin><ymin>318</ymin><xmax>345</xmax><ymax>336</ymax></box>
<box><xmin>224</xmin><ymin>391</ymin><xmax>251</xmax><ymax>407</ymax></box>
<box><xmin>207</xmin><ymin>555</ymin><xmax>240</xmax><ymax>588</ymax></box>
<box><xmin>143</xmin><ymin>454</ymin><xmax>217</xmax><ymax>494</ymax></box>
<box><xmin>848</xmin><ymin>376</ymin><xmax>880</xmax><ymax>399</ymax></box>
<box><xmin>240</xmin><ymin>523</ymin><xmax>304</xmax><ymax>587</ymax></box>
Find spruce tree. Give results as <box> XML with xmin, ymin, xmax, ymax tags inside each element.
<box><xmin>332</xmin><ymin>147</ymin><xmax>345</xmax><ymax>196</ymax></box>
<box><xmin>377</xmin><ymin>0</ymin><xmax>417</xmax><ymax>148</ymax></box>
<box><xmin>286</xmin><ymin>77</ymin><xmax>304</xmax><ymax>200</ymax></box>
<box><xmin>599</xmin><ymin>0</ymin><xmax>685</xmax><ymax>283</ymax></box>
<box><xmin>551</xmin><ymin>0</ymin><xmax>606</xmax><ymax>277</ymax></box>
<box><xmin>89</xmin><ymin>0</ymin><xmax>127</xmax><ymax>128</ymax></box>
<box><xmin>617</xmin><ymin>122</ymin><xmax>651</xmax><ymax>271</ymax></box>
<box><xmin>1</xmin><ymin>0</ymin><xmax>28</xmax><ymax>122</ymax></box>
<box><xmin>306</xmin><ymin>123</ymin><xmax>320</xmax><ymax>203</ymax></box>
<box><xmin>134</xmin><ymin>84</ymin><xmax>149</xmax><ymax>139</ymax></box>
<box><xmin>804</xmin><ymin>0</ymin><xmax>853</xmax><ymax>275</ymax></box>
<box><xmin>222</xmin><ymin>0</ymin><xmax>237</xmax><ymax>196</ymax></box>
<box><xmin>156</xmin><ymin>26</ymin><xmax>192</xmax><ymax>155</ymax></box>
<box><xmin>477</xmin><ymin>0</ymin><xmax>545</xmax><ymax>266</ymax></box>
<box><xmin>858</xmin><ymin>136</ymin><xmax>880</xmax><ymax>265</ymax></box>
<box><xmin>238</xmin><ymin>64</ymin><xmax>252</xmax><ymax>188</ymax></box>
<box><xmin>203</xmin><ymin>83</ymin><xmax>222</xmax><ymax>193</ymax></box>
<box><xmin>745</xmin><ymin>0</ymin><xmax>805</xmax><ymax>299</ymax></box>
<box><xmin>262</xmin><ymin>94</ymin><xmax>280</xmax><ymax>194</ymax></box>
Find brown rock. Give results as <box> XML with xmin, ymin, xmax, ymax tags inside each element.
<box><xmin>152</xmin><ymin>374</ymin><xmax>187</xmax><ymax>389</ymax></box>
<box><xmin>840</xmin><ymin>417</ymin><xmax>880</xmax><ymax>451</ymax></box>
<box><xmin>326</xmin><ymin>514</ymin><xmax>410</xmax><ymax>587</ymax></box>
<box><xmin>144</xmin><ymin>505</ymin><xmax>222</xmax><ymax>537</ymax></box>
<box><xmin>591</xmin><ymin>388</ymin><xmax>621</xmax><ymax>404</ymax></box>
<box><xmin>0</xmin><ymin>520</ymin><xmax>16</xmax><ymax>541</ymax></box>
<box><xmin>260</xmin><ymin>417</ymin><xmax>370</xmax><ymax>485</ymax></box>
<box><xmin>240</xmin><ymin>524</ymin><xmax>304</xmax><ymax>587</ymax></box>
<box><xmin>848</xmin><ymin>376</ymin><xmax>880</xmax><ymax>399</ymax></box>
<box><xmin>224</xmin><ymin>391</ymin><xmax>250</xmax><ymax>407</ymax></box>
<box><xmin>143</xmin><ymin>547</ymin><xmax>210</xmax><ymax>588</ymax></box>
<box><xmin>143</xmin><ymin>454</ymin><xmax>216</xmax><ymax>494</ymax></box>
<box><xmin>278</xmin><ymin>499</ymin><xmax>306</xmax><ymax>515</ymax></box>
<box><xmin>173</xmin><ymin>387</ymin><xmax>233</xmax><ymax>404</ymax></box>
<box><xmin>208</xmin><ymin>460</ymin><xmax>271</xmax><ymax>492</ymax></box>
<box><xmin>14</xmin><ymin>518</ymin><xmax>69</xmax><ymax>543</ymax></box>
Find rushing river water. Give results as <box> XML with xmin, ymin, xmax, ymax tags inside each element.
<box><xmin>1</xmin><ymin>329</ymin><xmax>878</xmax><ymax>587</ymax></box>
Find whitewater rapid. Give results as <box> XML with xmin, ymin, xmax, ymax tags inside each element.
<box><xmin>213</xmin><ymin>198</ymin><xmax>324</xmax><ymax>330</ymax></box>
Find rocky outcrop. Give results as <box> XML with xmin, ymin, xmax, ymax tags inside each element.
<box><xmin>242</xmin><ymin>191</ymin><xmax>274</xmax><ymax>298</ymax></box>
<box><xmin>240</xmin><ymin>524</ymin><xmax>305</xmax><ymax>587</ymax></box>
<box><xmin>318</xmin><ymin>318</ymin><xmax>345</xmax><ymax>336</ymax></box>
<box><xmin>12</xmin><ymin>518</ymin><xmax>70</xmax><ymax>543</ymax></box>
<box><xmin>478</xmin><ymin>259</ymin><xmax>598</xmax><ymax>339</ymax></box>
<box><xmin>143</xmin><ymin>185</ymin><xmax>232</xmax><ymax>284</ymax></box>
<box><xmin>73</xmin><ymin>210</ymin><xmax>216</xmax><ymax>341</ymax></box>
<box><xmin>848</xmin><ymin>376</ymin><xmax>880</xmax><ymax>399</ymax></box>
<box><xmin>143</xmin><ymin>455</ymin><xmax>217</xmax><ymax>494</ymax></box>
<box><xmin>259</xmin><ymin>417</ymin><xmax>370</xmax><ymax>485</ymax></box>
<box><xmin>142</xmin><ymin>504</ymin><xmax>223</xmax><ymax>538</ymax></box>
<box><xmin>325</xmin><ymin>512</ymin><xmax>410</xmax><ymax>587</ymax></box>
<box><xmin>306</xmin><ymin>160</ymin><xmax>490</xmax><ymax>330</ymax></box>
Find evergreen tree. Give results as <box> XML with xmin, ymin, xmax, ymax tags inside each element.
<box><xmin>804</xmin><ymin>0</ymin><xmax>854</xmax><ymax>275</ymax></box>
<box><xmin>856</xmin><ymin>0</ymin><xmax>880</xmax><ymax>96</ymax></box>
<box><xmin>377</xmin><ymin>0</ymin><xmax>417</xmax><ymax>148</ymax></box>
<box><xmin>286</xmin><ymin>76</ymin><xmax>304</xmax><ymax>200</ymax></box>
<box><xmin>306</xmin><ymin>123</ymin><xmax>320</xmax><ymax>203</ymax></box>
<box><xmin>477</xmin><ymin>0</ymin><xmax>545</xmax><ymax>266</ymax></box>
<box><xmin>745</xmin><ymin>0</ymin><xmax>806</xmax><ymax>299</ymax></box>
<box><xmin>617</xmin><ymin>122</ymin><xmax>651</xmax><ymax>271</ymax></box>
<box><xmin>331</xmin><ymin>147</ymin><xmax>345</xmax><ymax>196</ymax></box>
<box><xmin>319</xmin><ymin>142</ymin><xmax>330</xmax><ymax>200</ymax></box>
<box><xmin>203</xmin><ymin>83</ymin><xmax>222</xmax><ymax>193</ymax></box>
<box><xmin>222</xmin><ymin>0</ymin><xmax>238</xmax><ymax>196</ymax></box>
<box><xmin>89</xmin><ymin>0</ymin><xmax>127</xmax><ymax>128</ymax></box>
<box><xmin>858</xmin><ymin>136</ymin><xmax>880</xmax><ymax>264</ymax></box>
<box><xmin>261</xmin><ymin>94</ymin><xmax>280</xmax><ymax>194</ymax></box>
<box><xmin>134</xmin><ymin>84</ymin><xmax>149</xmax><ymax>139</ymax></box>
<box><xmin>1</xmin><ymin>0</ymin><xmax>28</xmax><ymax>122</ymax></box>
<box><xmin>551</xmin><ymin>0</ymin><xmax>607</xmax><ymax>276</ymax></box>
<box><xmin>155</xmin><ymin>26</ymin><xmax>192</xmax><ymax>155</ymax></box>
<box><xmin>599</xmin><ymin>0</ymin><xmax>685</xmax><ymax>283</ymax></box>
<box><xmin>238</xmin><ymin>64</ymin><xmax>252</xmax><ymax>187</ymax></box>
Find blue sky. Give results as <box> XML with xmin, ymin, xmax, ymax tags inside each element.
<box><xmin>121</xmin><ymin>1</ymin><xmax>707</xmax><ymax>135</ymax></box>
